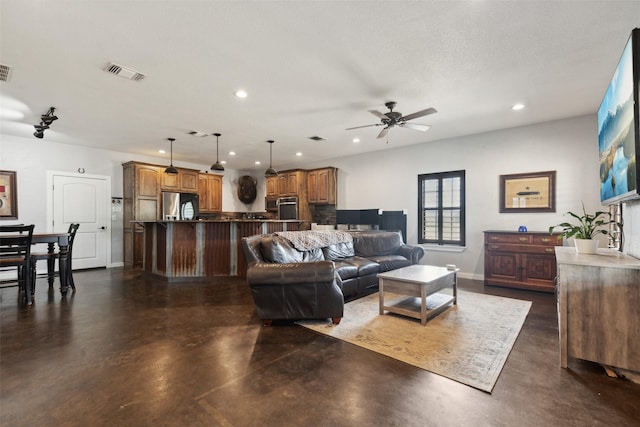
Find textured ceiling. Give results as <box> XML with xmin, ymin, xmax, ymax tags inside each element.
<box><xmin>1</xmin><ymin>1</ymin><xmax>639</xmax><ymax>172</ymax></box>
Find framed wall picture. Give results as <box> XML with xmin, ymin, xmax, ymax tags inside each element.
<box><xmin>0</xmin><ymin>170</ymin><xmax>18</xmax><ymax>220</ymax></box>
<box><xmin>500</xmin><ymin>170</ymin><xmax>556</xmax><ymax>213</ymax></box>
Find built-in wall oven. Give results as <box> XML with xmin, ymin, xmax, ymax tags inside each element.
<box><xmin>277</xmin><ymin>197</ymin><xmax>298</xmax><ymax>220</ymax></box>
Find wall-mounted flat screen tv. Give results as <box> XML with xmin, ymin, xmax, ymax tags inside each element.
<box><xmin>598</xmin><ymin>28</ymin><xmax>640</xmax><ymax>205</ymax></box>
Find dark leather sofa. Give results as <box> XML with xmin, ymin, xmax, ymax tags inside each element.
<box><xmin>240</xmin><ymin>230</ymin><xmax>425</xmax><ymax>325</ymax></box>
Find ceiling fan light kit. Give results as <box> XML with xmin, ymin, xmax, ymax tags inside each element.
<box><xmin>211</xmin><ymin>132</ymin><xmax>225</xmax><ymax>173</ymax></box>
<box><xmin>165</xmin><ymin>137</ymin><xmax>179</xmax><ymax>175</ymax></box>
<box><xmin>265</xmin><ymin>140</ymin><xmax>278</xmax><ymax>177</ymax></box>
<box><xmin>346</xmin><ymin>101</ymin><xmax>437</xmax><ymax>139</ymax></box>
<box><xmin>33</xmin><ymin>106</ymin><xmax>58</xmax><ymax>139</ymax></box>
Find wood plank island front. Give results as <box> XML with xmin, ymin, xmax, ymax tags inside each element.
<box><xmin>137</xmin><ymin>220</ymin><xmax>305</xmax><ymax>280</ymax></box>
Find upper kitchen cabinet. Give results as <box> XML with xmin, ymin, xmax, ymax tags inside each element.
<box><xmin>198</xmin><ymin>173</ymin><xmax>222</xmax><ymax>213</ymax></box>
<box><xmin>266</xmin><ymin>176</ymin><xmax>278</xmax><ymax>197</ymax></box>
<box><xmin>161</xmin><ymin>168</ymin><xmax>199</xmax><ymax>193</ymax></box>
<box><xmin>307</xmin><ymin>167</ymin><xmax>337</xmax><ymax>204</ymax></box>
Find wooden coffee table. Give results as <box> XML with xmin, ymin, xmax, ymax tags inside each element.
<box><xmin>378</xmin><ymin>264</ymin><xmax>458</xmax><ymax>325</ymax></box>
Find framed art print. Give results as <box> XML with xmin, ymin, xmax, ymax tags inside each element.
<box><xmin>500</xmin><ymin>170</ymin><xmax>556</xmax><ymax>213</ymax></box>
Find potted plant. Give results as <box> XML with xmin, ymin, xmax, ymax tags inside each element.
<box><xmin>548</xmin><ymin>204</ymin><xmax>621</xmax><ymax>254</ymax></box>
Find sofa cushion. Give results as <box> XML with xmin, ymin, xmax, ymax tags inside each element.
<box><xmin>260</xmin><ymin>236</ymin><xmax>302</xmax><ymax>263</ymax></box>
<box><xmin>342</xmin><ymin>256</ymin><xmax>380</xmax><ymax>276</ymax></box>
<box><xmin>367</xmin><ymin>255</ymin><xmax>412</xmax><ymax>272</ymax></box>
<box><xmin>352</xmin><ymin>231</ymin><xmax>403</xmax><ymax>257</ymax></box>
<box><xmin>301</xmin><ymin>248</ymin><xmax>325</xmax><ymax>262</ymax></box>
<box><xmin>333</xmin><ymin>261</ymin><xmax>358</xmax><ymax>280</ymax></box>
<box><xmin>322</xmin><ymin>241</ymin><xmax>355</xmax><ymax>261</ymax></box>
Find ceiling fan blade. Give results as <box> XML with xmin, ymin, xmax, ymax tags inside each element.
<box><xmin>400</xmin><ymin>123</ymin><xmax>431</xmax><ymax>132</ymax></box>
<box><xmin>345</xmin><ymin>123</ymin><xmax>383</xmax><ymax>130</ymax></box>
<box><xmin>377</xmin><ymin>126</ymin><xmax>390</xmax><ymax>139</ymax></box>
<box><xmin>368</xmin><ymin>110</ymin><xmax>388</xmax><ymax>120</ymax></box>
<box><xmin>401</xmin><ymin>107</ymin><xmax>437</xmax><ymax>122</ymax></box>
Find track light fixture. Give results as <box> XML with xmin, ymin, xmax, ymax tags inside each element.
<box><xmin>33</xmin><ymin>106</ymin><xmax>58</xmax><ymax>139</ymax></box>
<box><xmin>211</xmin><ymin>133</ymin><xmax>225</xmax><ymax>172</ymax></box>
<box><xmin>165</xmin><ymin>138</ymin><xmax>179</xmax><ymax>175</ymax></box>
<box><xmin>265</xmin><ymin>140</ymin><xmax>278</xmax><ymax>177</ymax></box>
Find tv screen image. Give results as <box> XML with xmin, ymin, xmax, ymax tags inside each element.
<box><xmin>597</xmin><ymin>28</ymin><xmax>640</xmax><ymax>205</ymax></box>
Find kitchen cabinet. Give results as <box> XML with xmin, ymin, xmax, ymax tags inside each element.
<box><xmin>123</xmin><ymin>162</ymin><xmax>162</xmax><ymax>267</ymax></box>
<box><xmin>307</xmin><ymin>167</ymin><xmax>337</xmax><ymax>204</ymax></box>
<box><xmin>161</xmin><ymin>168</ymin><xmax>199</xmax><ymax>193</ymax></box>
<box><xmin>198</xmin><ymin>173</ymin><xmax>222</xmax><ymax>213</ymax></box>
<box><xmin>266</xmin><ymin>176</ymin><xmax>278</xmax><ymax>197</ymax></box>
<box><xmin>484</xmin><ymin>230</ymin><xmax>562</xmax><ymax>293</ymax></box>
<box><xmin>556</xmin><ymin>247</ymin><xmax>640</xmax><ymax>371</ymax></box>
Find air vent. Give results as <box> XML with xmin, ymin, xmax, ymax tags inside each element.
<box><xmin>308</xmin><ymin>136</ymin><xmax>326</xmax><ymax>141</ymax></box>
<box><xmin>0</xmin><ymin>64</ymin><xmax>13</xmax><ymax>82</ymax></box>
<box><xmin>104</xmin><ymin>62</ymin><xmax>146</xmax><ymax>81</ymax></box>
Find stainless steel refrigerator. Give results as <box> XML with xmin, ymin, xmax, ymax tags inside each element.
<box><xmin>162</xmin><ymin>192</ymin><xmax>199</xmax><ymax>220</ymax></box>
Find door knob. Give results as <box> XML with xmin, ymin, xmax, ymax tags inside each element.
<box><xmin>100</xmin><ymin>226</ymin><xmax>107</xmax><ymax>230</ymax></box>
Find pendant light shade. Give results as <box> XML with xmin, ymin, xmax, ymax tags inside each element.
<box><xmin>265</xmin><ymin>140</ymin><xmax>278</xmax><ymax>177</ymax></box>
<box><xmin>165</xmin><ymin>138</ymin><xmax>178</xmax><ymax>175</ymax></box>
<box><xmin>211</xmin><ymin>133</ymin><xmax>225</xmax><ymax>172</ymax></box>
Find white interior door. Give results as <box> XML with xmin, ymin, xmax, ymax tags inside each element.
<box><xmin>51</xmin><ymin>173</ymin><xmax>110</xmax><ymax>269</ymax></box>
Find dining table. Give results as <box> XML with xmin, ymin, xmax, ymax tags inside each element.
<box><xmin>32</xmin><ymin>232</ymin><xmax>71</xmax><ymax>298</ymax></box>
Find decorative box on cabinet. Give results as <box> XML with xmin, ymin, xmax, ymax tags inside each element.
<box><xmin>556</xmin><ymin>247</ymin><xmax>640</xmax><ymax>371</ymax></box>
<box><xmin>484</xmin><ymin>230</ymin><xmax>562</xmax><ymax>293</ymax></box>
<box><xmin>307</xmin><ymin>167</ymin><xmax>337</xmax><ymax>204</ymax></box>
<box><xmin>198</xmin><ymin>173</ymin><xmax>222</xmax><ymax>213</ymax></box>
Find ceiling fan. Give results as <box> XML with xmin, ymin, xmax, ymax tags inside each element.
<box><xmin>346</xmin><ymin>101</ymin><xmax>437</xmax><ymax>139</ymax></box>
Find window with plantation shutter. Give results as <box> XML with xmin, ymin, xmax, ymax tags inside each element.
<box><xmin>418</xmin><ymin>170</ymin><xmax>465</xmax><ymax>246</ymax></box>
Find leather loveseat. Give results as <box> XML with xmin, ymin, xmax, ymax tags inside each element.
<box><xmin>240</xmin><ymin>230</ymin><xmax>425</xmax><ymax>325</ymax></box>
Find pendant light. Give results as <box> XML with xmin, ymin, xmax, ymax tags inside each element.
<box><xmin>265</xmin><ymin>140</ymin><xmax>278</xmax><ymax>177</ymax></box>
<box><xmin>165</xmin><ymin>138</ymin><xmax>178</xmax><ymax>175</ymax></box>
<box><xmin>211</xmin><ymin>133</ymin><xmax>225</xmax><ymax>172</ymax></box>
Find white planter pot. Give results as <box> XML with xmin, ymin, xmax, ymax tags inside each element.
<box><xmin>574</xmin><ymin>238</ymin><xmax>599</xmax><ymax>254</ymax></box>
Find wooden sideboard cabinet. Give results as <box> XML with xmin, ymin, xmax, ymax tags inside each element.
<box><xmin>307</xmin><ymin>167</ymin><xmax>337</xmax><ymax>204</ymax></box>
<box><xmin>484</xmin><ymin>230</ymin><xmax>563</xmax><ymax>293</ymax></box>
<box><xmin>556</xmin><ymin>247</ymin><xmax>640</xmax><ymax>371</ymax></box>
<box><xmin>198</xmin><ymin>173</ymin><xmax>222</xmax><ymax>213</ymax></box>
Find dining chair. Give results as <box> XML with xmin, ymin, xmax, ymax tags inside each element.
<box><xmin>0</xmin><ymin>224</ymin><xmax>35</xmax><ymax>304</ymax></box>
<box><xmin>30</xmin><ymin>223</ymin><xmax>80</xmax><ymax>294</ymax></box>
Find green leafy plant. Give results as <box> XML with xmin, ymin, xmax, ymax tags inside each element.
<box><xmin>548</xmin><ymin>203</ymin><xmax>621</xmax><ymax>240</ymax></box>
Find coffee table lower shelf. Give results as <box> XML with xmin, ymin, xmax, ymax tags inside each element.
<box><xmin>380</xmin><ymin>293</ymin><xmax>456</xmax><ymax>324</ymax></box>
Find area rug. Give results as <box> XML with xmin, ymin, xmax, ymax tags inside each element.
<box><xmin>297</xmin><ymin>290</ymin><xmax>532</xmax><ymax>393</ymax></box>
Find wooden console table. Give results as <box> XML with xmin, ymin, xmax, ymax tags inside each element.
<box><xmin>555</xmin><ymin>247</ymin><xmax>640</xmax><ymax>371</ymax></box>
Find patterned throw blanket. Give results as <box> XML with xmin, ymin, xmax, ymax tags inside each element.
<box><xmin>275</xmin><ymin>230</ymin><xmax>353</xmax><ymax>251</ymax></box>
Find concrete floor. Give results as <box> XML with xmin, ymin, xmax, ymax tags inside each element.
<box><xmin>1</xmin><ymin>268</ymin><xmax>639</xmax><ymax>427</ymax></box>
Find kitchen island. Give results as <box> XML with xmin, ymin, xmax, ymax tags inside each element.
<box><xmin>137</xmin><ymin>220</ymin><xmax>305</xmax><ymax>280</ymax></box>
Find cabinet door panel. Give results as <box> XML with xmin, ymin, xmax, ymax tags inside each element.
<box><xmin>180</xmin><ymin>171</ymin><xmax>199</xmax><ymax>192</ymax></box>
<box><xmin>522</xmin><ymin>254</ymin><xmax>556</xmax><ymax>282</ymax></box>
<box><xmin>139</xmin><ymin>167</ymin><xmax>160</xmax><ymax>197</ymax></box>
<box><xmin>489</xmin><ymin>252</ymin><xmax>519</xmax><ymax>280</ymax></box>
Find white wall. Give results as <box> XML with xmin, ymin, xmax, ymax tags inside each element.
<box><xmin>297</xmin><ymin>114</ymin><xmax>640</xmax><ymax>279</ymax></box>
<box><xmin>2</xmin><ymin>114</ymin><xmax>639</xmax><ymax>274</ymax></box>
<box><xmin>0</xmin><ymin>134</ymin><xmax>263</xmax><ymax>266</ymax></box>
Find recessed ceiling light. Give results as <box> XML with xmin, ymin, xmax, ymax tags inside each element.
<box><xmin>158</xmin><ymin>149</ymin><xmax>166</xmax><ymax>154</ymax></box>
<box><xmin>296</xmin><ymin>152</ymin><xmax>302</xmax><ymax>157</ymax></box>
<box><xmin>353</xmin><ymin>138</ymin><xmax>360</xmax><ymax>143</ymax></box>
<box><xmin>512</xmin><ymin>103</ymin><xmax>525</xmax><ymax>111</ymax></box>
<box><xmin>255</xmin><ymin>161</ymin><xmax>261</xmax><ymax>165</ymax></box>
<box><xmin>229</xmin><ymin>151</ymin><xmax>236</xmax><ymax>156</ymax></box>
<box><xmin>221</xmin><ymin>160</ymin><xmax>227</xmax><ymax>164</ymax></box>
<box><xmin>235</xmin><ymin>89</ymin><xmax>248</xmax><ymax>98</ymax></box>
